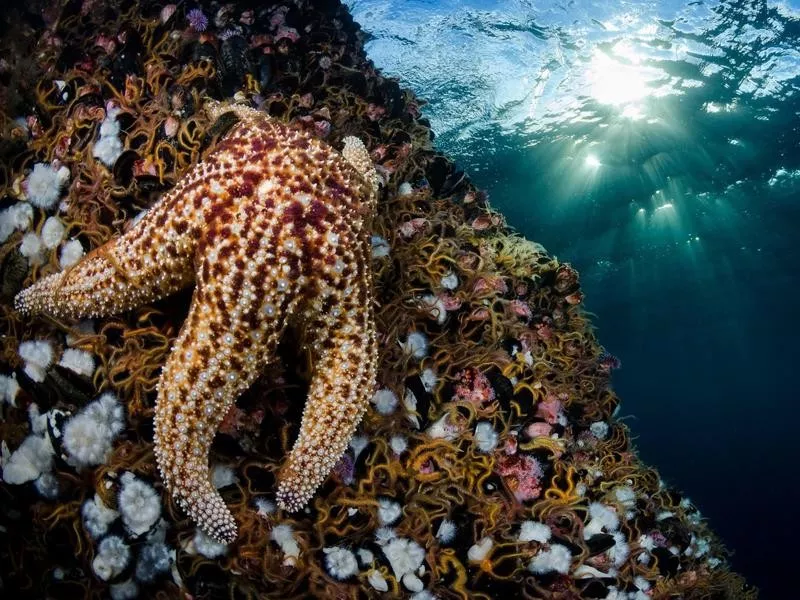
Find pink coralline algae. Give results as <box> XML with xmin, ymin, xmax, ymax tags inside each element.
<box><xmin>314</xmin><ymin>120</ymin><xmax>331</xmax><ymax>138</ymax></box>
<box><xmin>333</xmin><ymin>453</ymin><xmax>356</xmax><ymax>485</ymax></box>
<box><xmin>650</xmin><ymin>530</ymin><xmax>669</xmax><ymax>547</ymax></box>
<box><xmin>218</xmin><ymin>405</ymin><xmax>265</xmax><ymax>437</ymax></box>
<box><xmin>275</xmin><ymin>26</ymin><xmax>300</xmax><ymax>43</ymax></box>
<box><xmin>438</xmin><ymin>293</ymin><xmax>462</xmax><ymax>311</ymax></box>
<box><xmin>472</xmin><ymin>275</ymin><xmax>508</xmax><ymax>295</ymax></box>
<box><xmin>535</xmin><ymin>320</ymin><xmax>554</xmax><ymax>340</ymax></box>
<box><xmin>496</xmin><ymin>453</ymin><xmax>544</xmax><ymax>502</ymax></box>
<box><xmin>453</xmin><ymin>368</ymin><xmax>496</xmax><ymax>407</ymax></box>
<box><xmin>536</xmin><ymin>395</ymin><xmax>564</xmax><ymax>424</ymax></box>
<box><xmin>397</xmin><ymin>217</ymin><xmax>428</xmax><ymax>239</ymax></box>
<box><xmin>94</xmin><ymin>34</ymin><xmax>116</xmax><ymax>54</ymax></box>
<box><xmin>508</xmin><ymin>299</ymin><xmax>532</xmax><ymax>319</ymax></box>
<box><xmin>270</xmin><ymin>6</ymin><xmax>289</xmax><ymax>28</ymax></box>
<box><xmin>525</xmin><ymin>422</ymin><xmax>553</xmax><ymax>438</ymax></box>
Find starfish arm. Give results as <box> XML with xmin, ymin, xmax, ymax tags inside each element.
<box><xmin>276</xmin><ymin>307</ymin><xmax>377</xmax><ymax>511</ymax></box>
<box><xmin>152</xmin><ymin>179</ymin><xmax>310</xmax><ymax>542</ymax></box>
<box><xmin>153</xmin><ymin>263</ymin><xmax>289</xmax><ymax>543</ymax></box>
<box><xmin>276</xmin><ymin>227</ymin><xmax>378</xmax><ymax>511</ymax></box>
<box><xmin>14</xmin><ymin>179</ymin><xmax>203</xmax><ymax>319</ymax></box>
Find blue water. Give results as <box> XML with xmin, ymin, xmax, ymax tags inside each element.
<box><xmin>347</xmin><ymin>0</ymin><xmax>800</xmax><ymax>596</ymax></box>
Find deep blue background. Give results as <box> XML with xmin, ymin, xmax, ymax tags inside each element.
<box><xmin>348</xmin><ymin>1</ymin><xmax>800</xmax><ymax>596</ymax></box>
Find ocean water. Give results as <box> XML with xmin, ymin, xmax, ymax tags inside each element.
<box><xmin>347</xmin><ymin>0</ymin><xmax>800</xmax><ymax>597</ymax></box>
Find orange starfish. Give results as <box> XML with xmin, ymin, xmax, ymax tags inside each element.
<box><xmin>16</xmin><ymin>102</ymin><xmax>380</xmax><ymax>543</ymax></box>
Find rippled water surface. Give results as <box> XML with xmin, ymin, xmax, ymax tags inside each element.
<box><xmin>348</xmin><ymin>0</ymin><xmax>800</xmax><ymax>595</ymax></box>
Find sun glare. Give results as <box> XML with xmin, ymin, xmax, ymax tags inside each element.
<box><xmin>585</xmin><ymin>154</ymin><xmax>601</xmax><ymax>168</ymax></box>
<box><xmin>621</xmin><ymin>104</ymin><xmax>645</xmax><ymax>119</ymax></box>
<box><xmin>587</xmin><ymin>49</ymin><xmax>655</xmax><ymax>108</ymax></box>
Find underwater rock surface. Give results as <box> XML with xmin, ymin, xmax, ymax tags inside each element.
<box><xmin>0</xmin><ymin>0</ymin><xmax>754</xmax><ymax>598</ymax></box>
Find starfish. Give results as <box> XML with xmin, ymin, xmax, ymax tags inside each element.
<box><xmin>15</xmin><ymin>102</ymin><xmax>380</xmax><ymax>543</ymax></box>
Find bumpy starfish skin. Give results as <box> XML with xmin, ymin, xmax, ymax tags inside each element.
<box><xmin>15</xmin><ymin>104</ymin><xmax>380</xmax><ymax>543</ymax></box>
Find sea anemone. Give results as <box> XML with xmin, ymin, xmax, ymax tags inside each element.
<box><xmin>186</xmin><ymin>8</ymin><xmax>208</xmax><ymax>32</ymax></box>
<box><xmin>381</xmin><ymin>537</ymin><xmax>426</xmax><ymax>589</ymax></box>
<box><xmin>323</xmin><ymin>546</ymin><xmax>358</xmax><ymax>580</ymax></box>
<box><xmin>584</xmin><ymin>502</ymin><xmax>620</xmax><ymax>539</ymax></box>
<box><xmin>529</xmin><ymin>544</ymin><xmax>572</xmax><ymax>575</ymax></box>
<box><xmin>58</xmin><ymin>348</ymin><xmax>95</xmax><ymax>377</ymax></box>
<box><xmin>400</xmin><ymin>331</ymin><xmax>428</xmax><ymax>359</ymax></box>
<box><xmin>0</xmin><ymin>374</ymin><xmax>20</xmax><ymax>408</ymax></box>
<box><xmin>135</xmin><ymin>542</ymin><xmax>172</xmax><ymax>582</ymax></box>
<box><xmin>1</xmin><ymin>429</ymin><xmax>54</xmax><ymax>484</ymax></box>
<box><xmin>437</xmin><ymin>520</ymin><xmax>457</xmax><ymax>544</ymax></box>
<box><xmin>270</xmin><ymin>524</ymin><xmax>300</xmax><ymax>565</ymax></box>
<box><xmin>371</xmin><ymin>388</ymin><xmax>399</xmax><ymax>415</ymax></box>
<box><xmin>519</xmin><ymin>521</ymin><xmax>551</xmax><ymax>543</ymax></box>
<box><xmin>18</xmin><ymin>339</ymin><xmax>54</xmax><ymax>382</ymax></box>
<box><xmin>92</xmin><ymin>535</ymin><xmax>131</xmax><ymax>581</ymax></box>
<box><xmin>118</xmin><ymin>472</ymin><xmax>161</xmax><ymax>536</ymax></box>
<box><xmin>82</xmin><ymin>494</ymin><xmax>120</xmax><ymax>539</ymax></box>
<box><xmin>474</xmin><ymin>421</ymin><xmax>499</xmax><ymax>452</ymax></box>
<box><xmin>24</xmin><ymin>162</ymin><xmax>69</xmax><ymax>209</ymax></box>
<box><xmin>377</xmin><ymin>498</ymin><xmax>402</xmax><ymax>525</ymax></box>
<box><xmin>0</xmin><ymin>202</ymin><xmax>33</xmax><ymax>242</ymax></box>
<box><xmin>93</xmin><ymin>106</ymin><xmax>123</xmax><ymax>167</ymax></box>
<box><xmin>19</xmin><ymin>232</ymin><xmax>44</xmax><ymax>264</ymax></box>
<box><xmin>59</xmin><ymin>238</ymin><xmax>84</xmax><ymax>268</ymax></box>
<box><xmin>110</xmin><ymin>579</ymin><xmax>139</xmax><ymax>600</ymax></box>
<box><xmin>191</xmin><ymin>529</ymin><xmax>228</xmax><ymax>558</ymax></box>
<box><xmin>62</xmin><ymin>393</ymin><xmax>125</xmax><ymax>468</ymax></box>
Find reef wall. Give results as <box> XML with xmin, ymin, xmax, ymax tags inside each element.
<box><xmin>0</xmin><ymin>1</ymin><xmax>755</xmax><ymax>598</ymax></box>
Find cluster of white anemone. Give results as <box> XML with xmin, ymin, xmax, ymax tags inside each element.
<box><xmin>1</xmin><ymin>161</ymin><xmax>86</xmax><ymax>268</ymax></box>
<box><xmin>25</xmin><ymin>161</ymin><xmax>69</xmax><ymax>210</ymax></box>
<box><xmin>314</xmin><ymin>520</ymin><xmax>432</xmax><ymax>595</ymax></box>
<box><xmin>1</xmin><ymin>404</ymin><xmax>55</xmax><ymax>489</ymax></box>
<box><xmin>62</xmin><ymin>392</ymin><xmax>125</xmax><ymax>468</ymax></box>
<box><xmin>88</xmin><ymin>505</ymin><xmax>172</xmax><ymax>597</ymax></box>
<box><xmin>16</xmin><ymin>336</ymin><xmax>95</xmax><ymax>384</ymax></box>
<box><xmin>0</xmin><ymin>390</ymin><xmax>123</xmax><ymax>500</ymax></box>
<box><xmin>82</xmin><ymin>472</ymin><xmax>172</xmax><ymax>597</ymax></box>
<box><xmin>16</xmin><ymin>214</ymin><xmax>84</xmax><ymax>268</ymax></box>
<box><xmin>93</xmin><ymin>105</ymin><xmax>124</xmax><ymax>167</ymax></box>
<box><xmin>0</xmin><ymin>202</ymin><xmax>33</xmax><ymax>243</ymax></box>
